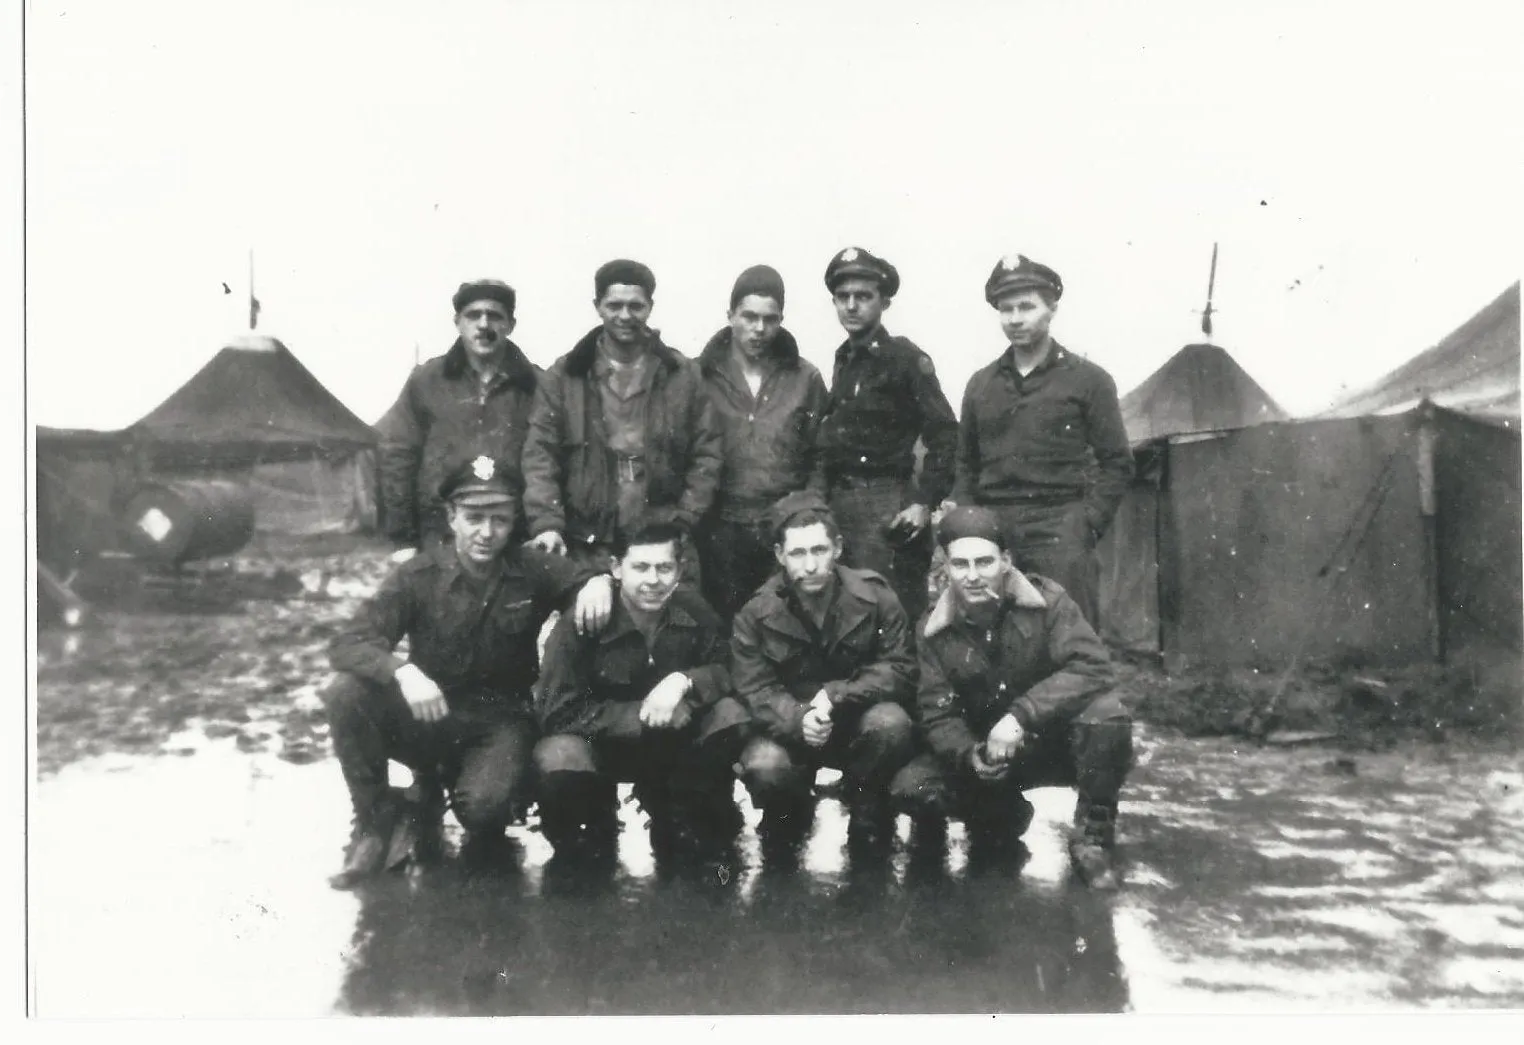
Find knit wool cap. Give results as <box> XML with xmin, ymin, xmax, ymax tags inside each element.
<box><xmin>729</xmin><ymin>264</ymin><xmax>786</xmax><ymax>310</ymax></box>
<box><xmin>936</xmin><ymin>505</ymin><xmax>1006</xmax><ymax>550</ymax></box>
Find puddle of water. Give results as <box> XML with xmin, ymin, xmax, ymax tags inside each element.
<box><xmin>30</xmin><ymin>742</ymin><xmax>359</xmax><ymax>1017</ymax></box>
<box><xmin>29</xmin><ymin>719</ymin><xmax>1524</xmax><ymax>1015</ymax></box>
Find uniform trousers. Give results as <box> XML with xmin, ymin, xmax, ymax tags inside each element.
<box><xmin>321</xmin><ymin>673</ymin><xmax>535</xmax><ymax>834</ymax></box>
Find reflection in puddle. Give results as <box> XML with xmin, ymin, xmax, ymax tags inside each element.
<box><xmin>29</xmin><ymin>728</ymin><xmax>1524</xmax><ymax>1014</ymax></box>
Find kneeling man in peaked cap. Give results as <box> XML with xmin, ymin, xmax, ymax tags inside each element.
<box><xmin>322</xmin><ymin>456</ymin><xmax>614</xmax><ymax>887</ymax></box>
<box><xmin>730</xmin><ymin>491</ymin><xmax>917</xmax><ymax>866</ymax></box>
<box><xmin>532</xmin><ymin>522</ymin><xmax>752</xmax><ymax>867</ymax></box>
<box><xmin>889</xmin><ymin>507</ymin><xmax>1133</xmax><ymax>888</ymax></box>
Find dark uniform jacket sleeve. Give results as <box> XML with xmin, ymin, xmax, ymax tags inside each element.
<box><xmin>918</xmin><ymin>635</ymin><xmax>981</xmax><ymax>766</ymax></box>
<box><xmin>803</xmin><ymin>368</ymin><xmax>831</xmax><ymax>497</ymax></box>
<box><xmin>328</xmin><ymin>566</ymin><xmax>414</xmax><ymax>684</ymax></box>
<box><xmin>680</xmin><ymin>607</ymin><xmax>732</xmax><ymax>712</ymax></box>
<box><xmin>1010</xmin><ymin>589</ymin><xmax>1116</xmax><ymax>730</ymax></box>
<box><xmin>821</xmin><ymin>589</ymin><xmax>917</xmax><ymax>712</ymax></box>
<box><xmin>522</xmin><ymin>368</ymin><xmax>569</xmax><ymax>539</ymax></box>
<box><xmin>951</xmin><ymin>375</ymin><xmax>983</xmax><ymax>506</ymax></box>
<box><xmin>729</xmin><ymin>604</ymin><xmax>810</xmax><ymax>742</ymax></box>
<box><xmin>1084</xmin><ymin>368</ymin><xmax>1133</xmax><ymax>539</ymax></box>
<box><xmin>533</xmin><ymin>612</ymin><xmax>608</xmax><ymax>737</ymax></box>
<box><xmin>522</xmin><ymin>543</ymin><xmax>600</xmax><ymax>614</ymax></box>
<box><xmin>906</xmin><ymin>346</ymin><xmax>959</xmax><ymax>508</ymax></box>
<box><xmin>375</xmin><ymin>368</ymin><xmax>427</xmax><ymax>544</ymax></box>
<box><xmin>673</xmin><ymin>373</ymin><xmax>724</xmax><ymax>531</ymax></box>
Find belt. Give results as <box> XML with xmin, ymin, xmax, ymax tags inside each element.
<box><xmin>832</xmin><ymin>472</ymin><xmax>907</xmax><ymax>488</ymax></box>
<box><xmin>614</xmin><ymin>453</ymin><xmax>646</xmax><ymax>484</ymax></box>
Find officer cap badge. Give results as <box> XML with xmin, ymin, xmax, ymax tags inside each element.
<box><xmin>1002</xmin><ymin>253</ymin><xmax>1026</xmax><ymax>271</ymax></box>
<box><xmin>471</xmin><ymin>456</ymin><xmax>496</xmax><ymax>481</ymax></box>
<box><xmin>840</xmin><ymin>248</ymin><xmax>859</xmax><ymax>262</ymax></box>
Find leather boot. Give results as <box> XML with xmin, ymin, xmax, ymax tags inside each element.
<box><xmin>1069</xmin><ymin>797</ymin><xmax>1120</xmax><ymax>890</ymax></box>
<box><xmin>329</xmin><ymin>793</ymin><xmax>400</xmax><ymax>890</ymax></box>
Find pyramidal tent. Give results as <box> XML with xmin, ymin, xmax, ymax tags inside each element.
<box><xmin>1120</xmin><ymin>342</ymin><xmax>1288</xmax><ymax>444</ymax></box>
<box><xmin>131</xmin><ymin>334</ymin><xmax>376</xmax><ymax>469</ymax></box>
<box><xmin>1097</xmin><ymin>285</ymin><xmax>1520</xmax><ymax>695</ymax></box>
<box><xmin>1323</xmin><ymin>281</ymin><xmax>1520</xmax><ymax>426</ymax></box>
<box><xmin>1099</xmin><ymin>342</ymin><xmax>1289</xmax><ymax>652</ymax></box>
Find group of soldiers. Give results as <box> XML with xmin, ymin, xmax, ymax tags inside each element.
<box><xmin>322</xmin><ymin>247</ymin><xmax>1137</xmax><ymax>892</ymax></box>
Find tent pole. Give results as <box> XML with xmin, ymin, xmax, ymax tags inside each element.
<box><xmin>1417</xmin><ymin>405</ymin><xmax>1443</xmax><ymax>662</ymax></box>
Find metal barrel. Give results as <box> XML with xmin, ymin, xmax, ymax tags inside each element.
<box><xmin>120</xmin><ymin>478</ymin><xmax>256</xmax><ymax>564</ymax></box>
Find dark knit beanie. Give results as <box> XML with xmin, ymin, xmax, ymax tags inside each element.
<box><xmin>729</xmin><ymin>264</ymin><xmax>786</xmax><ymax>310</ymax></box>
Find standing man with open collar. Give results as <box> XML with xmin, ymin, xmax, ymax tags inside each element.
<box><xmin>817</xmin><ymin>247</ymin><xmax>958</xmax><ymax>626</ymax></box>
<box><xmin>522</xmin><ymin>259</ymin><xmax>723</xmax><ymax>584</ymax></box>
<box><xmin>697</xmin><ymin>264</ymin><xmax>830</xmax><ymax>621</ymax></box>
<box><xmin>950</xmin><ymin>254</ymin><xmax>1133</xmax><ymax>627</ymax></box>
<box><xmin>377</xmin><ymin>279</ymin><xmax>540</xmax><ymax>553</ymax></box>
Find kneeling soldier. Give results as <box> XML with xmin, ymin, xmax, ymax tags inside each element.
<box><xmin>322</xmin><ymin>456</ymin><xmax>614</xmax><ymax>888</ymax></box>
<box><xmin>533</xmin><ymin>523</ymin><xmax>752</xmax><ymax>864</ymax></box>
<box><xmin>731</xmin><ymin>492</ymin><xmax>917</xmax><ymax>863</ymax></box>
<box><xmin>889</xmin><ymin>507</ymin><xmax>1132</xmax><ymax>888</ymax></box>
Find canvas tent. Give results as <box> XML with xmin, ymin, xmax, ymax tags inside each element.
<box><xmin>1098</xmin><ymin>343</ymin><xmax>1289</xmax><ymax>653</ymax></box>
<box><xmin>1098</xmin><ymin>284</ymin><xmax>1521</xmax><ymax>678</ymax></box>
<box><xmin>1120</xmin><ymin>342</ymin><xmax>1289</xmax><ymax>445</ymax></box>
<box><xmin>1324</xmin><ymin>282</ymin><xmax>1520</xmax><ymax>425</ymax></box>
<box><xmin>132</xmin><ymin>334</ymin><xmax>376</xmax><ymax>469</ymax></box>
<box><xmin>128</xmin><ymin>334</ymin><xmax>379</xmax><ymax>535</ymax></box>
<box><xmin>37</xmin><ymin>335</ymin><xmax>379</xmax><ymax>567</ymax></box>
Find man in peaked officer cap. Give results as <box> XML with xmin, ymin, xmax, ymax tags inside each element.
<box><xmin>376</xmin><ymin>279</ymin><xmax>541</xmax><ymax>554</ymax></box>
<box><xmin>889</xmin><ymin>506</ymin><xmax>1133</xmax><ymax>888</ymax></box>
<box><xmin>948</xmin><ymin>253</ymin><xmax>1132</xmax><ymax>628</ymax></box>
<box><xmin>816</xmin><ymin>246</ymin><xmax>958</xmax><ymax>626</ymax></box>
<box><xmin>321</xmin><ymin>455</ymin><xmax>615</xmax><ymax>888</ymax></box>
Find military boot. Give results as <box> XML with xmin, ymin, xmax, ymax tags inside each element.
<box><xmin>1068</xmin><ymin>797</ymin><xmax>1120</xmax><ymax>890</ymax></box>
<box><xmin>758</xmin><ymin>798</ymin><xmax>814</xmax><ymax>870</ymax></box>
<box><xmin>846</xmin><ymin>795</ymin><xmax>896</xmax><ymax>862</ymax></box>
<box><xmin>329</xmin><ymin>794</ymin><xmax>400</xmax><ymax>890</ymax></box>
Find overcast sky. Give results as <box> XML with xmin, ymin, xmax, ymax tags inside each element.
<box><xmin>26</xmin><ymin>0</ymin><xmax>1522</xmax><ymax>430</ymax></box>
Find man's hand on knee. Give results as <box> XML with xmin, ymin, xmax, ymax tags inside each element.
<box><xmin>396</xmin><ymin>664</ymin><xmax>449</xmax><ymax>723</ymax></box>
<box><xmin>639</xmin><ymin>672</ymin><xmax>692</xmax><ymax>729</ymax></box>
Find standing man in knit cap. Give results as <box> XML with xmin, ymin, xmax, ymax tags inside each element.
<box><xmin>888</xmin><ymin>507</ymin><xmax>1130</xmax><ymax>888</ymax></box>
<box><xmin>817</xmin><ymin>247</ymin><xmax>958</xmax><ymax>625</ymax></box>
<box><xmin>523</xmin><ymin>259</ymin><xmax>723</xmax><ymax>584</ymax></box>
<box><xmin>730</xmin><ymin>491</ymin><xmax>916</xmax><ymax>866</ymax></box>
<box><xmin>377</xmin><ymin>279</ymin><xmax>541</xmax><ymax>553</ymax></box>
<box><xmin>950</xmin><ymin>254</ymin><xmax>1132</xmax><ymax>627</ymax></box>
<box><xmin>322</xmin><ymin>455</ymin><xmax>615</xmax><ymax>888</ymax></box>
<box><xmin>697</xmin><ymin>264</ymin><xmax>829</xmax><ymax>621</ymax></box>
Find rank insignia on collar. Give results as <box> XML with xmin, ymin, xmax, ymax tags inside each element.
<box><xmin>840</xmin><ymin>248</ymin><xmax>859</xmax><ymax>262</ymax></box>
<box><xmin>1002</xmin><ymin>253</ymin><xmax>1025</xmax><ymax>270</ymax></box>
<box><xmin>471</xmin><ymin>456</ymin><xmax>495</xmax><ymax>481</ymax></box>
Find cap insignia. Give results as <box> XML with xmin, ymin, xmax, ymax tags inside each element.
<box><xmin>840</xmin><ymin>248</ymin><xmax>859</xmax><ymax>262</ymax></box>
<box><xmin>471</xmin><ymin>456</ymin><xmax>495</xmax><ymax>481</ymax></box>
<box><xmin>1001</xmin><ymin>253</ymin><xmax>1025</xmax><ymax>271</ymax></box>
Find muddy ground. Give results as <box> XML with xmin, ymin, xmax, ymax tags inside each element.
<box><xmin>30</xmin><ymin>535</ymin><xmax>1524</xmax><ymax>1015</ymax></box>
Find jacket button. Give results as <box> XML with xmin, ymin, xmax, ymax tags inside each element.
<box><xmin>860</xmin><ymin>455</ymin><xmax>868</xmax><ymax>463</ymax></box>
